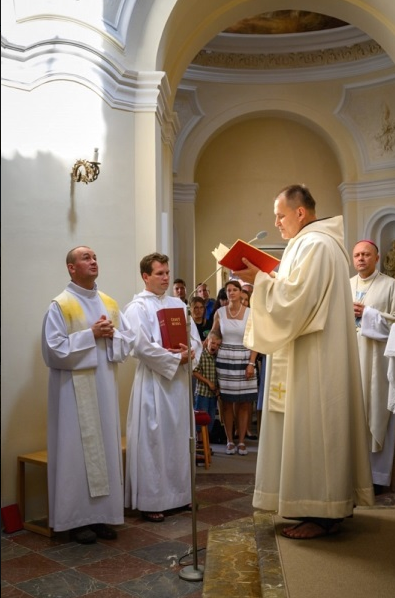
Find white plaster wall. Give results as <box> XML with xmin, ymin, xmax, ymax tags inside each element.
<box><xmin>1</xmin><ymin>81</ymin><xmax>137</xmax><ymax>508</ymax></box>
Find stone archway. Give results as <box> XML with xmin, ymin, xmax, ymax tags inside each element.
<box><xmin>160</xmin><ymin>1</ymin><xmax>394</xmax><ymax>289</ymax></box>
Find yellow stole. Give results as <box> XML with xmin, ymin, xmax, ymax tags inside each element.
<box><xmin>53</xmin><ymin>290</ymin><xmax>120</xmax><ymax>497</ymax></box>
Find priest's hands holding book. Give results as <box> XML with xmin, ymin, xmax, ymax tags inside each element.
<box><xmin>233</xmin><ymin>257</ymin><xmax>277</xmax><ymax>282</ymax></box>
<box><xmin>168</xmin><ymin>343</ymin><xmax>195</xmax><ymax>365</ymax></box>
<box><xmin>233</xmin><ymin>258</ymin><xmax>261</xmax><ymax>284</ymax></box>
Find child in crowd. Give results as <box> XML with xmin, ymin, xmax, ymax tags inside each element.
<box><xmin>190</xmin><ymin>296</ymin><xmax>212</xmax><ymax>341</ymax></box>
<box><xmin>193</xmin><ymin>329</ymin><xmax>222</xmax><ymax>442</ymax></box>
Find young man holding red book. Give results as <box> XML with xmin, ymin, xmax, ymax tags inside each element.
<box><xmin>123</xmin><ymin>253</ymin><xmax>202</xmax><ymax>523</ymax></box>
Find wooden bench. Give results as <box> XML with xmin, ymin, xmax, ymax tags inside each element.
<box><xmin>17</xmin><ymin>437</ymin><xmax>127</xmax><ymax>537</ymax></box>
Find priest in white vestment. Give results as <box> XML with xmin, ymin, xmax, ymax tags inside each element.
<box><xmin>124</xmin><ymin>253</ymin><xmax>202</xmax><ymax>523</ymax></box>
<box><xmin>234</xmin><ymin>184</ymin><xmax>374</xmax><ymax>540</ymax></box>
<box><xmin>350</xmin><ymin>240</ymin><xmax>395</xmax><ymax>490</ymax></box>
<box><xmin>42</xmin><ymin>246</ymin><xmax>135</xmax><ymax>544</ymax></box>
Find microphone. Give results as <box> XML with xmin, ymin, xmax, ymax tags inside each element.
<box><xmin>247</xmin><ymin>230</ymin><xmax>267</xmax><ymax>244</ymax></box>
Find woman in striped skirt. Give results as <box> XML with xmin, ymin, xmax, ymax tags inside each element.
<box><xmin>211</xmin><ymin>280</ymin><xmax>258</xmax><ymax>455</ymax></box>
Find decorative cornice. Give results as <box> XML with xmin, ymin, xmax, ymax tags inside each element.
<box><xmin>2</xmin><ymin>39</ymin><xmax>179</xmax><ymax>146</ymax></box>
<box><xmin>192</xmin><ymin>39</ymin><xmax>385</xmax><ymax>70</ymax></box>
<box><xmin>1</xmin><ymin>41</ymin><xmax>170</xmax><ymax>113</ymax></box>
<box><xmin>7</xmin><ymin>0</ymin><xmax>135</xmax><ymax>49</ymax></box>
<box><xmin>339</xmin><ymin>179</ymin><xmax>395</xmax><ymax>203</ymax></box>
<box><xmin>184</xmin><ymin>53</ymin><xmax>392</xmax><ymax>84</ymax></box>
<box><xmin>209</xmin><ymin>26</ymin><xmax>370</xmax><ymax>54</ymax></box>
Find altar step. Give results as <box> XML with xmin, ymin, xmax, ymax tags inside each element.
<box><xmin>202</xmin><ymin>512</ymin><xmax>286</xmax><ymax>598</ymax></box>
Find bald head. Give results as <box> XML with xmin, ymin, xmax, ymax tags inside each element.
<box><xmin>352</xmin><ymin>240</ymin><xmax>379</xmax><ymax>279</ymax></box>
<box><xmin>66</xmin><ymin>246</ymin><xmax>98</xmax><ymax>289</ymax></box>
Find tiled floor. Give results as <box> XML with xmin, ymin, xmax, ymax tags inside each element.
<box><xmin>1</xmin><ymin>444</ymin><xmax>257</xmax><ymax>598</ymax></box>
<box><xmin>2</xmin><ymin>441</ymin><xmax>394</xmax><ymax>598</ymax></box>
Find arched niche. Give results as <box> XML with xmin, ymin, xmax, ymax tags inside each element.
<box><xmin>191</xmin><ymin>115</ymin><xmax>343</xmax><ymax>284</ymax></box>
<box><xmin>174</xmin><ymin>99</ymin><xmax>358</xmax><ymax>184</ymax></box>
<box><xmin>365</xmin><ymin>207</ymin><xmax>395</xmax><ymax>272</ymax></box>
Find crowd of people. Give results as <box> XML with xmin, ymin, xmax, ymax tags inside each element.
<box><xmin>42</xmin><ymin>183</ymin><xmax>394</xmax><ymax>543</ymax></box>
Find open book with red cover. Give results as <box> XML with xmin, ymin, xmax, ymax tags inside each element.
<box><xmin>218</xmin><ymin>239</ymin><xmax>280</xmax><ymax>273</ymax></box>
<box><xmin>157</xmin><ymin>307</ymin><xmax>188</xmax><ymax>349</ymax></box>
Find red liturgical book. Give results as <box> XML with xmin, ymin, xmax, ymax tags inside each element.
<box><xmin>157</xmin><ymin>307</ymin><xmax>188</xmax><ymax>349</ymax></box>
<box><xmin>218</xmin><ymin>239</ymin><xmax>280</xmax><ymax>273</ymax></box>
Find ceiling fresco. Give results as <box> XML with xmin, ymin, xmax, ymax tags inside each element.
<box><xmin>223</xmin><ymin>10</ymin><xmax>348</xmax><ymax>35</ymax></box>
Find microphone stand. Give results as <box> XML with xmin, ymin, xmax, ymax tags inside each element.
<box><xmin>179</xmin><ymin>266</ymin><xmax>223</xmax><ymax>582</ymax></box>
<box><xmin>178</xmin><ymin>233</ymin><xmax>265</xmax><ymax>581</ymax></box>
<box><xmin>178</xmin><ymin>294</ymin><xmax>206</xmax><ymax>581</ymax></box>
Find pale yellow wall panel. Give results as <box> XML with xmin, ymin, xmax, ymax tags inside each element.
<box><xmin>194</xmin><ymin>117</ymin><xmax>342</xmax><ymax>286</ymax></box>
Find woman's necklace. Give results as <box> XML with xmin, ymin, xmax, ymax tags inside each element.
<box><xmin>227</xmin><ymin>303</ymin><xmax>243</xmax><ymax>319</ymax></box>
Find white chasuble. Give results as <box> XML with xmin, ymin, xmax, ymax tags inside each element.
<box><xmin>244</xmin><ymin>216</ymin><xmax>374</xmax><ymax>518</ymax></box>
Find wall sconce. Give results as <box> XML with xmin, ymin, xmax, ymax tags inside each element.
<box><xmin>71</xmin><ymin>148</ymin><xmax>100</xmax><ymax>184</ymax></box>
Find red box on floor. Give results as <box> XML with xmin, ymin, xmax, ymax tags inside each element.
<box><xmin>1</xmin><ymin>504</ymin><xmax>24</xmax><ymax>533</ymax></box>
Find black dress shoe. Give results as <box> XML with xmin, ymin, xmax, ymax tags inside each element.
<box><xmin>70</xmin><ymin>526</ymin><xmax>97</xmax><ymax>544</ymax></box>
<box><xmin>90</xmin><ymin>523</ymin><xmax>117</xmax><ymax>540</ymax></box>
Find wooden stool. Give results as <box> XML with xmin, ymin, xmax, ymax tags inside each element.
<box><xmin>17</xmin><ymin>450</ymin><xmax>53</xmax><ymax>537</ymax></box>
<box><xmin>17</xmin><ymin>437</ymin><xmax>127</xmax><ymax>537</ymax></box>
<box><xmin>194</xmin><ymin>410</ymin><xmax>212</xmax><ymax>469</ymax></box>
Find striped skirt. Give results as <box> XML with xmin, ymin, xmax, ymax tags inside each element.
<box><xmin>216</xmin><ymin>343</ymin><xmax>258</xmax><ymax>403</ymax></box>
